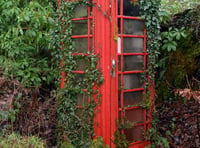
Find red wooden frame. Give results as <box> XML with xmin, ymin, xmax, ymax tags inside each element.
<box><xmin>58</xmin><ymin>0</ymin><xmax>154</xmax><ymax>147</ymax></box>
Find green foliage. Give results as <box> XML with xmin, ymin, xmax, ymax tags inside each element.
<box><xmin>139</xmin><ymin>0</ymin><xmax>161</xmax><ymax>84</ymax></box>
<box><xmin>161</xmin><ymin>0</ymin><xmax>200</xmax><ymax>15</ymax></box>
<box><xmin>0</xmin><ymin>0</ymin><xmax>56</xmax><ymax>87</ymax></box>
<box><xmin>56</xmin><ymin>0</ymin><xmax>103</xmax><ymax>147</ymax></box>
<box><xmin>157</xmin><ymin>4</ymin><xmax>200</xmax><ymax>100</ymax></box>
<box><xmin>161</xmin><ymin>27</ymin><xmax>187</xmax><ymax>52</ymax></box>
<box><xmin>113</xmin><ymin>130</ymin><xmax>129</xmax><ymax>148</ymax></box>
<box><xmin>166</xmin><ymin>36</ymin><xmax>199</xmax><ymax>86</ymax></box>
<box><xmin>60</xmin><ymin>141</ymin><xmax>75</xmax><ymax>148</ymax></box>
<box><xmin>91</xmin><ymin>137</ymin><xmax>109</xmax><ymax>148</ymax></box>
<box><xmin>0</xmin><ymin>132</ymin><xmax>45</xmax><ymax>148</ymax></box>
<box><xmin>113</xmin><ymin>119</ymin><xmax>131</xmax><ymax>148</ymax></box>
<box><xmin>146</xmin><ymin>122</ymin><xmax>170</xmax><ymax>148</ymax></box>
<box><xmin>139</xmin><ymin>0</ymin><xmax>171</xmax><ymax>147</ymax></box>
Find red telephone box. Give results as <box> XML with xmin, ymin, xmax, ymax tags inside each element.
<box><xmin>59</xmin><ymin>0</ymin><xmax>154</xmax><ymax>147</ymax></box>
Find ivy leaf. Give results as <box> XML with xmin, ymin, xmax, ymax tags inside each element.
<box><xmin>24</xmin><ymin>15</ymin><xmax>30</xmax><ymax>21</ymax></box>
<box><xmin>48</xmin><ymin>17</ymin><xmax>55</xmax><ymax>25</ymax></box>
<box><xmin>176</xmin><ymin>33</ymin><xmax>181</xmax><ymax>40</ymax></box>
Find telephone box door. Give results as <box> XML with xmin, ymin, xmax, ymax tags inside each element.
<box><xmin>59</xmin><ymin>0</ymin><xmax>153</xmax><ymax>147</ymax></box>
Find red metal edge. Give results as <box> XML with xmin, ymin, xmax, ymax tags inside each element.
<box><xmin>129</xmin><ymin>141</ymin><xmax>150</xmax><ymax>148</ymax></box>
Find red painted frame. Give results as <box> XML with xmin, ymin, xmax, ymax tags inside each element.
<box><xmin>117</xmin><ymin>0</ymin><xmax>150</xmax><ymax>147</ymax></box>
<box><xmin>58</xmin><ymin>0</ymin><xmax>154</xmax><ymax>147</ymax></box>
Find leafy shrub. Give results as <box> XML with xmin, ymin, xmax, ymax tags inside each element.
<box><xmin>0</xmin><ymin>132</ymin><xmax>45</xmax><ymax>148</ymax></box>
<box><xmin>0</xmin><ymin>0</ymin><xmax>57</xmax><ymax>87</ymax></box>
<box><xmin>91</xmin><ymin>137</ymin><xmax>109</xmax><ymax>148</ymax></box>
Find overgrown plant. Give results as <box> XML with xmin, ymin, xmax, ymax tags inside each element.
<box><xmin>139</xmin><ymin>0</ymin><xmax>161</xmax><ymax>101</ymax></box>
<box><xmin>146</xmin><ymin>119</ymin><xmax>170</xmax><ymax>148</ymax></box>
<box><xmin>139</xmin><ymin>0</ymin><xmax>171</xmax><ymax>147</ymax></box>
<box><xmin>161</xmin><ymin>0</ymin><xmax>200</xmax><ymax>15</ymax></box>
<box><xmin>56</xmin><ymin>0</ymin><xmax>103</xmax><ymax>147</ymax></box>
<box><xmin>0</xmin><ymin>0</ymin><xmax>56</xmax><ymax>87</ymax></box>
<box><xmin>161</xmin><ymin>27</ymin><xmax>187</xmax><ymax>52</ymax></box>
<box><xmin>91</xmin><ymin>137</ymin><xmax>109</xmax><ymax>148</ymax></box>
<box><xmin>0</xmin><ymin>132</ymin><xmax>45</xmax><ymax>148</ymax></box>
<box><xmin>0</xmin><ymin>1</ymin><xmax>58</xmax><ymax>146</ymax></box>
<box><xmin>157</xmin><ymin>3</ymin><xmax>200</xmax><ymax>93</ymax></box>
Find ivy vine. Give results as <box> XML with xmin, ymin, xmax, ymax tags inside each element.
<box><xmin>139</xmin><ymin>0</ymin><xmax>161</xmax><ymax>85</ymax></box>
<box><xmin>56</xmin><ymin>0</ymin><xmax>103</xmax><ymax>147</ymax></box>
<box><xmin>139</xmin><ymin>0</ymin><xmax>165</xmax><ymax>146</ymax></box>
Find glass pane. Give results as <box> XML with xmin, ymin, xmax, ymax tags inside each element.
<box><xmin>118</xmin><ymin>75</ymin><xmax>122</xmax><ymax>90</ymax></box>
<box><xmin>123</xmin><ymin>19</ymin><xmax>144</xmax><ymax>35</ymax></box>
<box><xmin>118</xmin><ymin>56</ymin><xmax>121</xmax><ymax>71</ymax></box>
<box><xmin>73</xmin><ymin>73</ymin><xmax>85</xmax><ymax>87</ymax></box>
<box><xmin>124</xmin><ymin>91</ymin><xmax>143</xmax><ymax>106</ymax></box>
<box><xmin>123</xmin><ymin>38</ymin><xmax>144</xmax><ymax>53</ymax></box>
<box><xmin>76</xmin><ymin>58</ymin><xmax>86</xmax><ymax>71</ymax></box>
<box><xmin>72</xmin><ymin>20</ymin><xmax>88</xmax><ymax>35</ymax></box>
<box><xmin>118</xmin><ymin>0</ymin><xmax>140</xmax><ymax>17</ymax></box>
<box><xmin>123</xmin><ymin>74</ymin><xmax>143</xmax><ymax>90</ymax></box>
<box><xmin>74</xmin><ymin>5</ymin><xmax>88</xmax><ymax>18</ymax></box>
<box><xmin>125</xmin><ymin>109</ymin><xmax>144</xmax><ymax>123</ymax></box>
<box><xmin>73</xmin><ymin>38</ymin><xmax>92</xmax><ymax>53</ymax></box>
<box><xmin>118</xmin><ymin>93</ymin><xmax>121</xmax><ymax>107</ymax></box>
<box><xmin>124</xmin><ymin>126</ymin><xmax>144</xmax><ymax>142</ymax></box>
<box><xmin>118</xmin><ymin>56</ymin><xmax>144</xmax><ymax>71</ymax></box>
<box><xmin>77</xmin><ymin>94</ymin><xmax>88</xmax><ymax>106</ymax></box>
<box><xmin>123</xmin><ymin>55</ymin><xmax>144</xmax><ymax>71</ymax></box>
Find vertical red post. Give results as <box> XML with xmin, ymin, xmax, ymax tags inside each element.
<box><xmin>93</xmin><ymin>0</ymin><xmax>118</xmax><ymax>146</ymax></box>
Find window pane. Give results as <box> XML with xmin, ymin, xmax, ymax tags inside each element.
<box><xmin>72</xmin><ymin>20</ymin><xmax>88</xmax><ymax>35</ymax></box>
<box><xmin>123</xmin><ymin>74</ymin><xmax>143</xmax><ymax>90</ymax></box>
<box><xmin>124</xmin><ymin>126</ymin><xmax>144</xmax><ymax>142</ymax></box>
<box><xmin>123</xmin><ymin>38</ymin><xmax>144</xmax><ymax>53</ymax></box>
<box><xmin>74</xmin><ymin>5</ymin><xmax>88</xmax><ymax>18</ymax></box>
<box><xmin>75</xmin><ymin>58</ymin><xmax>87</xmax><ymax>71</ymax></box>
<box><xmin>118</xmin><ymin>0</ymin><xmax>140</xmax><ymax>17</ymax></box>
<box><xmin>77</xmin><ymin>94</ymin><xmax>88</xmax><ymax>107</ymax></box>
<box><xmin>73</xmin><ymin>38</ymin><xmax>92</xmax><ymax>53</ymax></box>
<box><xmin>124</xmin><ymin>91</ymin><xmax>143</xmax><ymax>106</ymax></box>
<box><xmin>123</xmin><ymin>19</ymin><xmax>144</xmax><ymax>35</ymax></box>
<box><xmin>125</xmin><ymin>109</ymin><xmax>144</xmax><ymax>123</ymax></box>
<box><xmin>123</xmin><ymin>55</ymin><xmax>144</xmax><ymax>71</ymax></box>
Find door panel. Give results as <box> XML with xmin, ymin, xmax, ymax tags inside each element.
<box><xmin>117</xmin><ymin>0</ymin><xmax>149</xmax><ymax>147</ymax></box>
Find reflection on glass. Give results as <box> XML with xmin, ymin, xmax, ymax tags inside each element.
<box><xmin>123</xmin><ymin>38</ymin><xmax>144</xmax><ymax>53</ymax></box>
<box><xmin>118</xmin><ymin>93</ymin><xmax>121</xmax><ymax>107</ymax></box>
<box><xmin>74</xmin><ymin>5</ymin><xmax>88</xmax><ymax>18</ymax></box>
<box><xmin>73</xmin><ymin>73</ymin><xmax>85</xmax><ymax>87</ymax></box>
<box><xmin>118</xmin><ymin>56</ymin><xmax>121</xmax><ymax>71</ymax></box>
<box><xmin>118</xmin><ymin>0</ymin><xmax>140</xmax><ymax>17</ymax></box>
<box><xmin>118</xmin><ymin>56</ymin><xmax>144</xmax><ymax>71</ymax></box>
<box><xmin>73</xmin><ymin>38</ymin><xmax>92</xmax><ymax>53</ymax></box>
<box><xmin>125</xmin><ymin>109</ymin><xmax>144</xmax><ymax>123</ymax></box>
<box><xmin>124</xmin><ymin>55</ymin><xmax>144</xmax><ymax>71</ymax></box>
<box><xmin>123</xmin><ymin>74</ymin><xmax>143</xmax><ymax>89</ymax></box>
<box><xmin>118</xmin><ymin>75</ymin><xmax>121</xmax><ymax>90</ymax></box>
<box><xmin>124</xmin><ymin>91</ymin><xmax>143</xmax><ymax>106</ymax></box>
<box><xmin>75</xmin><ymin>58</ymin><xmax>86</xmax><ymax>71</ymax></box>
<box><xmin>72</xmin><ymin>20</ymin><xmax>88</xmax><ymax>35</ymax></box>
<box><xmin>124</xmin><ymin>126</ymin><xmax>144</xmax><ymax>142</ymax></box>
<box><xmin>77</xmin><ymin>94</ymin><xmax>88</xmax><ymax>106</ymax></box>
<box><xmin>123</xmin><ymin>19</ymin><xmax>144</xmax><ymax>35</ymax></box>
